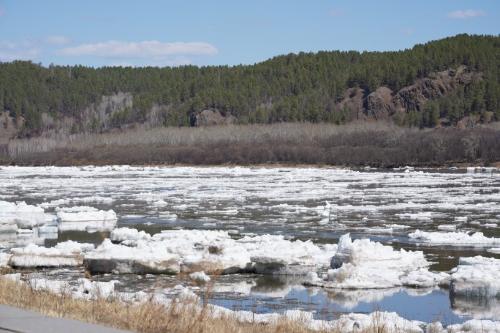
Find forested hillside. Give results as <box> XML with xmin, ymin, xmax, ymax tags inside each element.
<box><xmin>0</xmin><ymin>34</ymin><xmax>498</xmax><ymax>139</ymax></box>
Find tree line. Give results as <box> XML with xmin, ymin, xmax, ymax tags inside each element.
<box><xmin>0</xmin><ymin>34</ymin><xmax>498</xmax><ymax>136</ymax></box>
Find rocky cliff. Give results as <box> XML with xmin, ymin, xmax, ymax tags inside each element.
<box><xmin>337</xmin><ymin>66</ymin><xmax>481</xmax><ymax>122</ymax></box>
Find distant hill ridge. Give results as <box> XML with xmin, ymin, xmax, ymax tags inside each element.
<box><xmin>0</xmin><ymin>34</ymin><xmax>498</xmax><ymax>140</ymax></box>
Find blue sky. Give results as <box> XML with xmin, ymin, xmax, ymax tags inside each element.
<box><xmin>0</xmin><ymin>0</ymin><xmax>498</xmax><ymax>67</ymax></box>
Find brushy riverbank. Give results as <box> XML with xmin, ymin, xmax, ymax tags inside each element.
<box><xmin>2</xmin><ymin>122</ymin><xmax>500</xmax><ymax>167</ymax></box>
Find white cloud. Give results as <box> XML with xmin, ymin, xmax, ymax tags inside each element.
<box><xmin>0</xmin><ymin>41</ymin><xmax>40</xmax><ymax>62</ymax></box>
<box><xmin>58</xmin><ymin>40</ymin><xmax>218</xmax><ymax>58</ymax></box>
<box><xmin>448</xmin><ymin>9</ymin><xmax>486</xmax><ymax>19</ymax></box>
<box><xmin>45</xmin><ymin>35</ymin><xmax>71</xmax><ymax>45</ymax></box>
<box><xmin>108</xmin><ymin>56</ymin><xmax>192</xmax><ymax>68</ymax></box>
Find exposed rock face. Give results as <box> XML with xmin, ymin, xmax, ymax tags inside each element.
<box><xmin>336</xmin><ymin>66</ymin><xmax>480</xmax><ymax>121</ymax></box>
<box><xmin>394</xmin><ymin>66</ymin><xmax>475</xmax><ymax>113</ymax></box>
<box><xmin>337</xmin><ymin>88</ymin><xmax>365</xmax><ymax>120</ymax></box>
<box><xmin>365</xmin><ymin>87</ymin><xmax>395</xmax><ymax>120</ymax></box>
<box><xmin>191</xmin><ymin>109</ymin><xmax>237</xmax><ymax>127</ymax></box>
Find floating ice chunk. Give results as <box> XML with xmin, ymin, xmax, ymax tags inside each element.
<box><xmin>322</xmin><ymin>311</ymin><xmax>424</xmax><ymax>333</ymax></box>
<box><xmin>0</xmin><ymin>252</ymin><xmax>11</xmax><ymax>267</ymax></box>
<box><xmin>409</xmin><ymin>230</ymin><xmax>500</xmax><ymax>246</ymax></box>
<box><xmin>0</xmin><ymin>223</ymin><xmax>18</xmax><ymax>233</ymax></box>
<box><xmin>227</xmin><ymin>308</ymin><xmax>426</xmax><ymax>332</ymax></box>
<box><xmin>85</xmin><ymin>229</ymin><xmax>335</xmax><ymax>276</ymax></box>
<box><xmin>385</xmin><ymin>224</ymin><xmax>410</xmax><ymax>229</ymax></box>
<box><xmin>9</xmin><ymin>241</ymin><xmax>95</xmax><ymax>268</ymax></box>
<box><xmin>488</xmin><ymin>248</ymin><xmax>500</xmax><ymax>254</ymax></box>
<box><xmin>450</xmin><ymin>256</ymin><xmax>500</xmax><ymax>299</ymax></box>
<box><xmin>37</xmin><ymin>225</ymin><xmax>58</xmax><ymax>234</ymax></box>
<box><xmin>317</xmin><ymin>201</ymin><xmax>334</xmax><ymax>225</ymax></box>
<box><xmin>74</xmin><ymin>278</ymin><xmax>118</xmax><ymax>299</ymax></box>
<box><xmin>28</xmin><ymin>278</ymin><xmax>72</xmax><ymax>294</ymax></box>
<box><xmin>158</xmin><ymin>212</ymin><xmax>178</xmax><ymax>220</ymax></box>
<box><xmin>172</xmin><ymin>284</ymin><xmax>199</xmax><ymax>301</ymax></box>
<box><xmin>152</xmin><ymin>199</ymin><xmax>168</xmax><ymax>207</ymax></box>
<box><xmin>437</xmin><ymin>224</ymin><xmax>457</xmax><ymax>231</ymax></box>
<box><xmin>0</xmin><ymin>200</ymin><xmax>55</xmax><ymax>229</ymax></box>
<box><xmin>189</xmin><ymin>271</ymin><xmax>211</xmax><ymax>283</ymax></box>
<box><xmin>75</xmin><ymin>196</ymin><xmax>114</xmax><ymax>204</ymax></box>
<box><xmin>40</xmin><ymin>197</ymin><xmax>114</xmax><ymax>209</ymax></box>
<box><xmin>56</xmin><ymin>206</ymin><xmax>117</xmax><ymax>232</ymax></box>
<box><xmin>307</xmin><ymin>234</ymin><xmax>446</xmax><ymax>289</ymax></box>
<box><xmin>283</xmin><ymin>309</ymin><xmax>314</xmax><ymax>322</ymax></box>
<box><xmin>55</xmin><ymin>240</ymin><xmax>95</xmax><ymax>253</ymax></box>
<box><xmin>368</xmin><ymin>227</ymin><xmax>394</xmax><ymax>234</ymax></box>
<box><xmin>110</xmin><ymin>227</ymin><xmax>151</xmax><ymax>243</ymax></box>
<box><xmin>401</xmin><ymin>269</ymin><xmax>450</xmax><ymax>288</ymax></box>
<box><xmin>397</xmin><ymin>212</ymin><xmax>432</xmax><ymax>221</ymax></box>
<box><xmin>244</xmin><ymin>234</ymin><xmax>336</xmax><ymax>275</ymax></box>
<box><xmin>26</xmin><ymin>277</ymin><xmax>117</xmax><ymax>300</ymax></box>
<box><xmin>38</xmin><ymin>198</ymin><xmax>70</xmax><ymax>209</ymax></box>
<box><xmin>446</xmin><ymin>319</ymin><xmax>500</xmax><ymax>333</ymax></box>
<box><xmin>84</xmin><ymin>239</ymin><xmax>180</xmax><ymax>274</ymax></box>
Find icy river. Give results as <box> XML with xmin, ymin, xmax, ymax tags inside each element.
<box><xmin>1</xmin><ymin>166</ymin><xmax>499</xmax><ymax>329</ymax></box>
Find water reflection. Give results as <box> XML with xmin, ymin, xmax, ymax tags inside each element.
<box><xmin>451</xmin><ymin>294</ymin><xmax>500</xmax><ymax>321</ymax></box>
<box><xmin>205</xmin><ymin>275</ymin><xmax>469</xmax><ymax>325</ymax></box>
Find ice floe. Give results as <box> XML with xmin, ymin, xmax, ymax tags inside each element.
<box><xmin>397</xmin><ymin>212</ymin><xmax>433</xmax><ymax>221</ymax></box>
<box><xmin>110</xmin><ymin>227</ymin><xmax>151</xmax><ymax>243</ymax></box>
<box><xmin>8</xmin><ymin>241</ymin><xmax>95</xmax><ymax>268</ymax></box>
<box><xmin>0</xmin><ymin>200</ymin><xmax>55</xmax><ymax>229</ymax></box>
<box><xmin>84</xmin><ymin>239</ymin><xmax>180</xmax><ymax>274</ymax></box>
<box><xmin>56</xmin><ymin>206</ymin><xmax>117</xmax><ymax>232</ymax></box>
<box><xmin>189</xmin><ymin>271</ymin><xmax>211</xmax><ymax>283</ymax></box>
<box><xmin>0</xmin><ymin>252</ymin><xmax>11</xmax><ymax>267</ymax></box>
<box><xmin>84</xmin><ymin>229</ymin><xmax>336</xmax><ymax>275</ymax></box>
<box><xmin>450</xmin><ymin>256</ymin><xmax>500</xmax><ymax>299</ymax></box>
<box><xmin>38</xmin><ymin>196</ymin><xmax>114</xmax><ymax>209</ymax></box>
<box><xmin>409</xmin><ymin>230</ymin><xmax>500</xmax><ymax>246</ymax></box>
<box><xmin>437</xmin><ymin>224</ymin><xmax>457</xmax><ymax>231</ymax></box>
<box><xmin>27</xmin><ymin>277</ymin><xmax>118</xmax><ymax>299</ymax></box>
<box><xmin>446</xmin><ymin>319</ymin><xmax>500</xmax><ymax>333</ymax></box>
<box><xmin>306</xmin><ymin>234</ymin><xmax>448</xmax><ymax>289</ymax></box>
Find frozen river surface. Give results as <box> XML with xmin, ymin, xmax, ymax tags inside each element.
<box><xmin>1</xmin><ymin>166</ymin><xmax>499</xmax><ymax>326</ymax></box>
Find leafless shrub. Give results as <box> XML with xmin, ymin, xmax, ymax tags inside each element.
<box><xmin>2</xmin><ymin>122</ymin><xmax>499</xmax><ymax>167</ymax></box>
